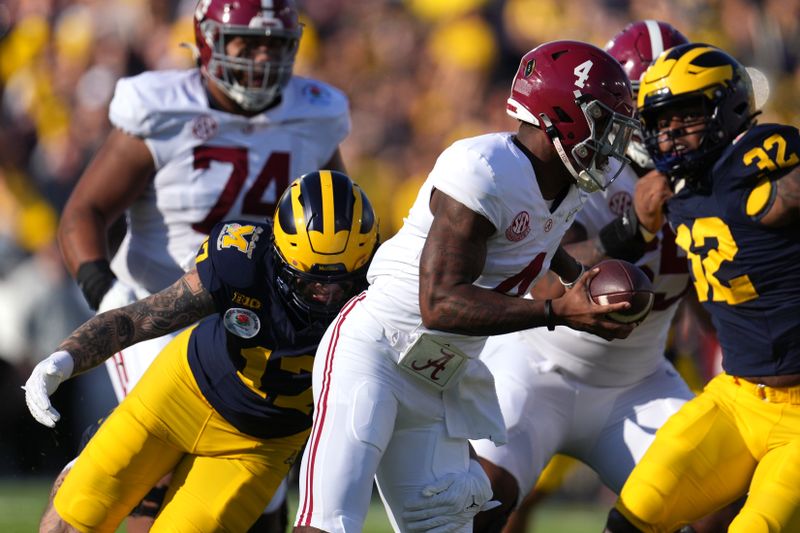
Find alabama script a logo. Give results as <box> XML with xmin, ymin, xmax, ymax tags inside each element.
<box><xmin>410</xmin><ymin>346</ymin><xmax>459</xmax><ymax>382</ymax></box>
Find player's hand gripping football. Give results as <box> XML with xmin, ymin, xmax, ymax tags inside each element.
<box><xmin>634</xmin><ymin>169</ymin><xmax>673</xmax><ymax>234</ymax></box>
<box><xmin>23</xmin><ymin>350</ymin><xmax>74</xmax><ymax>427</ymax></box>
<box><xmin>551</xmin><ymin>268</ymin><xmax>634</xmax><ymax>341</ymax></box>
<box><xmin>402</xmin><ymin>459</ymin><xmax>500</xmax><ymax>533</ymax></box>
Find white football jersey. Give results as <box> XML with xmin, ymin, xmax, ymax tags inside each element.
<box><xmin>108</xmin><ymin>69</ymin><xmax>350</xmax><ymax>294</ymax></box>
<box><xmin>521</xmin><ymin>163</ymin><xmax>691</xmax><ymax>386</ymax></box>
<box><xmin>363</xmin><ymin>132</ymin><xmax>586</xmax><ymax>357</ymax></box>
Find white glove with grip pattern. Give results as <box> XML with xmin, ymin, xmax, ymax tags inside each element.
<box><xmin>97</xmin><ymin>279</ymin><xmax>140</xmax><ymax>313</ymax></box>
<box><xmin>403</xmin><ymin>459</ymin><xmax>500</xmax><ymax>533</ymax></box>
<box><xmin>23</xmin><ymin>350</ymin><xmax>74</xmax><ymax>428</ymax></box>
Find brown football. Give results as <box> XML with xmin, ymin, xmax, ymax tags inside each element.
<box><xmin>587</xmin><ymin>259</ymin><xmax>655</xmax><ymax>324</ymax></box>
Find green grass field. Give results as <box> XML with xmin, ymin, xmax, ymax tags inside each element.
<box><xmin>0</xmin><ymin>478</ymin><xmax>609</xmax><ymax>532</ymax></box>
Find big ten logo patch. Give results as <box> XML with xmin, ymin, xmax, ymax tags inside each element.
<box><xmin>608</xmin><ymin>191</ymin><xmax>632</xmax><ymax>216</ymax></box>
<box><xmin>231</xmin><ymin>291</ymin><xmax>262</xmax><ymax>310</ymax></box>
<box><xmin>506</xmin><ymin>211</ymin><xmax>531</xmax><ymax>242</ymax></box>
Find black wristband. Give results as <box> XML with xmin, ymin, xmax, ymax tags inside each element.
<box><xmin>76</xmin><ymin>259</ymin><xmax>116</xmax><ymax>310</ymax></box>
<box><xmin>598</xmin><ymin>209</ymin><xmax>646</xmax><ymax>263</ymax></box>
<box><xmin>544</xmin><ymin>299</ymin><xmax>556</xmax><ymax>331</ymax></box>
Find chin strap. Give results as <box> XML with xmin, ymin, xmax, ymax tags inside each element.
<box><xmin>539</xmin><ymin>113</ymin><xmax>600</xmax><ymax>193</ymax></box>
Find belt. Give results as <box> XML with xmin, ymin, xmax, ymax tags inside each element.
<box><xmin>728</xmin><ymin>374</ymin><xmax>800</xmax><ymax>404</ymax></box>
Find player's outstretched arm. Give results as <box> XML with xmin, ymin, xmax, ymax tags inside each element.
<box><xmin>418</xmin><ymin>189</ymin><xmax>632</xmax><ymax>339</ymax></box>
<box><xmin>23</xmin><ymin>269</ymin><xmax>214</xmax><ymax>427</ymax></box>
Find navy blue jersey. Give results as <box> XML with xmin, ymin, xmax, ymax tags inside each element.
<box><xmin>188</xmin><ymin>220</ymin><xmax>326</xmax><ymax>439</ymax></box>
<box><xmin>666</xmin><ymin>123</ymin><xmax>800</xmax><ymax>377</ymax></box>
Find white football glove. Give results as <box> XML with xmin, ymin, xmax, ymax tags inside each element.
<box><xmin>402</xmin><ymin>459</ymin><xmax>500</xmax><ymax>533</ymax></box>
<box><xmin>97</xmin><ymin>279</ymin><xmax>139</xmax><ymax>313</ymax></box>
<box><xmin>23</xmin><ymin>350</ymin><xmax>74</xmax><ymax>428</ymax></box>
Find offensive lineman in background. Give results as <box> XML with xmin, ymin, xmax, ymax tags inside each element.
<box><xmin>470</xmin><ymin>21</ymin><xmax>721</xmax><ymax>533</ymax></box>
<box><xmin>50</xmin><ymin>0</ymin><xmax>349</xmax><ymax>530</ymax></box>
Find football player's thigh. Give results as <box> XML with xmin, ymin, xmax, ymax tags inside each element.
<box><xmin>617</xmin><ymin>384</ymin><xmax>755</xmax><ymax>532</ymax></box>
<box><xmin>472</xmin><ymin>347</ymin><xmax>573</xmax><ymax>498</ymax></box>
<box><xmin>588</xmin><ymin>362</ymin><xmax>693</xmax><ymax>493</ymax></box>
<box><xmin>152</xmin><ymin>447</ymin><xmax>294</xmax><ymax>532</ymax></box>
<box><xmin>54</xmin><ymin>399</ymin><xmax>183</xmax><ymax>533</ymax></box>
<box><xmin>297</xmin><ymin>320</ymin><xmax>400</xmax><ymax>532</ymax></box>
<box><xmin>730</xmin><ymin>431</ymin><xmax>800</xmax><ymax>531</ymax></box>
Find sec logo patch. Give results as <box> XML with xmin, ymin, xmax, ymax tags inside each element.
<box><xmin>506</xmin><ymin>211</ymin><xmax>531</xmax><ymax>241</ymax></box>
<box><xmin>223</xmin><ymin>308</ymin><xmax>261</xmax><ymax>338</ymax></box>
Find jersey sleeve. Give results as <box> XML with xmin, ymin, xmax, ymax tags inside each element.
<box><xmin>716</xmin><ymin>124</ymin><xmax>800</xmax><ymax>221</ymax></box>
<box><xmin>195</xmin><ymin>221</ymin><xmax>269</xmax><ymax>308</ymax></box>
<box><xmin>426</xmin><ymin>142</ymin><xmax>504</xmax><ymax>230</ymax></box>
<box><xmin>108</xmin><ymin>72</ymin><xmax>195</xmax><ymax>138</ymax></box>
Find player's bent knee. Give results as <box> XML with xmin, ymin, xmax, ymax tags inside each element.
<box><xmin>54</xmin><ymin>488</ymin><xmax>112</xmax><ymax>533</ymax></box>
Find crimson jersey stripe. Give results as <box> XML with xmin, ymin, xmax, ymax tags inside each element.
<box><xmin>297</xmin><ymin>292</ymin><xmax>366</xmax><ymax>526</ymax></box>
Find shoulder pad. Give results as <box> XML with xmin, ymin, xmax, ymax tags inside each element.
<box><xmin>714</xmin><ymin>124</ymin><xmax>800</xmax><ymax>189</ymax></box>
<box><xmin>206</xmin><ymin>220</ymin><xmax>272</xmax><ymax>288</ymax></box>
<box><xmin>109</xmin><ymin>70</ymin><xmax>207</xmax><ymax>137</ymax></box>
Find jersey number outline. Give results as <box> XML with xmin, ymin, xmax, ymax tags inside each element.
<box><xmin>674</xmin><ymin>217</ymin><xmax>758</xmax><ymax>304</ymax></box>
<box><xmin>742</xmin><ymin>133</ymin><xmax>799</xmax><ymax>172</ymax></box>
<box><xmin>238</xmin><ymin>347</ymin><xmax>314</xmax><ymax>415</ymax></box>
<box><xmin>192</xmin><ymin>147</ymin><xmax>290</xmax><ymax>234</ymax></box>
<box><xmin>493</xmin><ymin>252</ymin><xmax>546</xmax><ymax>296</ymax></box>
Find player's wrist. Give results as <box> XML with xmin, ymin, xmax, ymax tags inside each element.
<box><xmin>558</xmin><ymin>262</ymin><xmax>585</xmax><ymax>290</ymax></box>
<box><xmin>46</xmin><ymin>350</ymin><xmax>75</xmax><ymax>381</ymax></box>
<box><xmin>544</xmin><ymin>299</ymin><xmax>557</xmax><ymax>331</ymax></box>
<box><xmin>76</xmin><ymin>259</ymin><xmax>117</xmax><ymax>311</ymax></box>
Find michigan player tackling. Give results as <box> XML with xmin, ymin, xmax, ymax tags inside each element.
<box><xmin>604</xmin><ymin>44</ymin><xmax>800</xmax><ymax>533</ymax></box>
<box><xmin>24</xmin><ymin>171</ymin><xmax>378</xmax><ymax>532</ymax></box>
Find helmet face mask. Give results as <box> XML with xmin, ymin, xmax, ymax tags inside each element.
<box><xmin>272</xmin><ymin>171</ymin><xmax>379</xmax><ymax>325</ymax></box>
<box><xmin>506</xmin><ymin>40</ymin><xmax>638</xmax><ymax>193</ymax></box>
<box><xmin>569</xmin><ymin>98</ymin><xmax>637</xmax><ymax>191</ymax></box>
<box><xmin>638</xmin><ymin>44</ymin><xmax>756</xmax><ymax>190</ymax></box>
<box><xmin>194</xmin><ymin>0</ymin><xmax>302</xmax><ymax>112</ymax></box>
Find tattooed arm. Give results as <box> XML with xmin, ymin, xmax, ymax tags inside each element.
<box><xmin>760</xmin><ymin>166</ymin><xmax>800</xmax><ymax>228</ymax></box>
<box><xmin>418</xmin><ymin>189</ymin><xmax>632</xmax><ymax>338</ymax></box>
<box><xmin>60</xmin><ymin>269</ymin><xmax>214</xmax><ymax>375</ymax></box>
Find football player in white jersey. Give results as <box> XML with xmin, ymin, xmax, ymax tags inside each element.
<box><xmin>49</xmin><ymin>0</ymin><xmax>349</xmax><ymax>531</ymax></box>
<box><xmin>292</xmin><ymin>40</ymin><xmax>640</xmax><ymax>533</ymax></box>
<box><xmin>470</xmin><ymin>21</ymin><xmax>736</xmax><ymax>533</ymax></box>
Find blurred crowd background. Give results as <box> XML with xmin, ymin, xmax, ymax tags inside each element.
<box><xmin>0</xmin><ymin>0</ymin><xmax>797</xmax><ymax>483</ymax></box>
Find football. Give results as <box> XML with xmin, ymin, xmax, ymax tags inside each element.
<box><xmin>587</xmin><ymin>259</ymin><xmax>655</xmax><ymax>324</ymax></box>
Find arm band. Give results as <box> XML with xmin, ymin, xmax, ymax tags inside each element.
<box><xmin>598</xmin><ymin>209</ymin><xmax>647</xmax><ymax>263</ymax></box>
<box><xmin>544</xmin><ymin>299</ymin><xmax>556</xmax><ymax>331</ymax></box>
<box><xmin>76</xmin><ymin>259</ymin><xmax>116</xmax><ymax>310</ymax></box>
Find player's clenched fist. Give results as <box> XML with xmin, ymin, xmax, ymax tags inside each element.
<box><xmin>23</xmin><ymin>350</ymin><xmax>74</xmax><ymax>428</ymax></box>
<box><xmin>402</xmin><ymin>459</ymin><xmax>500</xmax><ymax>533</ymax></box>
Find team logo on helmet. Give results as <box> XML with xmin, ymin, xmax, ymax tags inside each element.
<box><xmin>223</xmin><ymin>308</ymin><xmax>261</xmax><ymax>338</ymax></box>
<box><xmin>506</xmin><ymin>211</ymin><xmax>531</xmax><ymax>242</ymax></box>
<box><xmin>524</xmin><ymin>59</ymin><xmax>535</xmax><ymax>77</ymax></box>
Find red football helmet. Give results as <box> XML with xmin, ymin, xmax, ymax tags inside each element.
<box><xmin>604</xmin><ymin>20</ymin><xmax>688</xmax><ymax>95</ymax></box>
<box><xmin>604</xmin><ymin>20</ymin><xmax>688</xmax><ymax>169</ymax></box>
<box><xmin>194</xmin><ymin>0</ymin><xmax>302</xmax><ymax>111</ymax></box>
<box><xmin>506</xmin><ymin>40</ymin><xmax>638</xmax><ymax>192</ymax></box>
